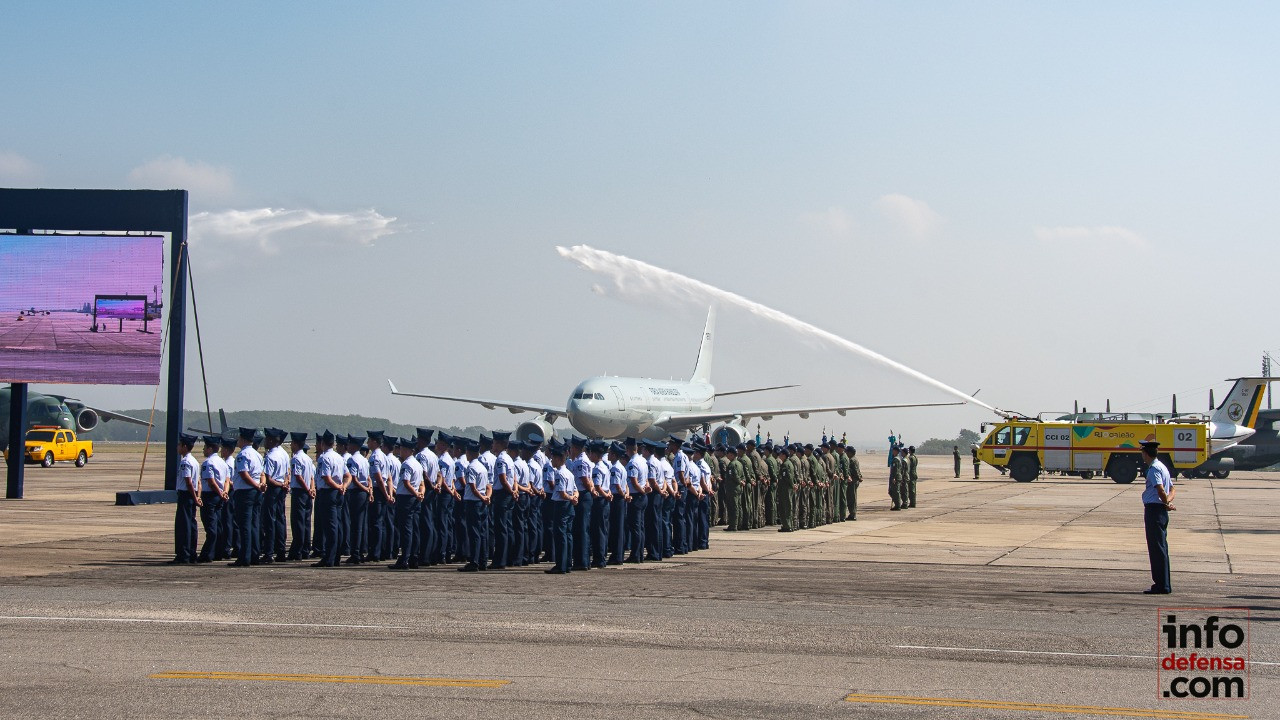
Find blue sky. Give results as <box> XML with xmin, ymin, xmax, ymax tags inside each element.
<box><xmin>3</xmin><ymin>2</ymin><xmax>1277</xmax><ymax>443</ymax></box>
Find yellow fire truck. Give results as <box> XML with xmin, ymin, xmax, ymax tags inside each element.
<box><xmin>976</xmin><ymin>417</ymin><xmax>1208</xmax><ymax>483</ymax></box>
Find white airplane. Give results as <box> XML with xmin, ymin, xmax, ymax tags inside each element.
<box><xmin>388</xmin><ymin>307</ymin><xmax>963</xmax><ymax>444</ymax></box>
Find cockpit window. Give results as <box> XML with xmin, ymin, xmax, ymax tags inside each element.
<box><xmin>593</xmin><ymin>393</ymin><xmax>605</xmax><ymax>400</ymax></box>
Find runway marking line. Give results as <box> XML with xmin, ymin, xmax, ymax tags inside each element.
<box><xmin>0</xmin><ymin>615</ymin><xmax>410</xmax><ymax>630</ymax></box>
<box><xmin>150</xmin><ymin>671</ymin><xmax>509</xmax><ymax>688</ymax></box>
<box><xmin>843</xmin><ymin>693</ymin><xmax>1248</xmax><ymax>719</ymax></box>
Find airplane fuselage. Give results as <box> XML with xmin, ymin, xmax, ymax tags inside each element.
<box><xmin>566</xmin><ymin>376</ymin><xmax>714</xmax><ymax>439</ymax></box>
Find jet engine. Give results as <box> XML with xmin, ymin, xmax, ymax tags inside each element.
<box><xmin>711</xmin><ymin>422</ymin><xmax>749</xmax><ymax>447</ymax></box>
<box><xmin>515</xmin><ymin>418</ymin><xmax>555</xmax><ymax>444</ymax></box>
<box><xmin>76</xmin><ymin>408</ymin><xmax>99</xmax><ymax>433</ymax></box>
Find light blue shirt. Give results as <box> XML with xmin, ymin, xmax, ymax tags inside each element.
<box><xmin>672</xmin><ymin>450</ymin><xmax>689</xmax><ymax>484</ymax></box>
<box><xmin>178</xmin><ymin>452</ymin><xmax>199</xmax><ymax>492</ymax></box>
<box><xmin>698</xmin><ymin>458</ymin><xmax>713</xmax><ymax>492</ymax></box>
<box><xmin>199</xmin><ymin>454</ymin><xmax>225</xmax><ymax>493</ymax></box>
<box><xmin>552</xmin><ymin>465</ymin><xmax>577</xmax><ymax>501</ymax></box>
<box><xmin>1142</xmin><ymin>459</ymin><xmax>1173</xmax><ymax>504</ymax></box>
<box><xmin>385</xmin><ymin>454</ymin><xmax>401</xmax><ymax>494</ymax></box>
<box><xmin>290</xmin><ymin>450</ymin><xmax>314</xmax><ymax>491</ymax></box>
<box><xmin>264</xmin><ymin>446</ymin><xmax>290</xmax><ymax>487</ymax></box>
<box><xmin>515</xmin><ymin>457</ymin><xmax>533</xmax><ymax>491</ymax></box>
<box><xmin>232</xmin><ymin>446</ymin><xmax>264</xmax><ymax>491</ymax></box>
<box><xmin>627</xmin><ymin>454</ymin><xmax>648</xmax><ymax>492</ymax></box>
<box><xmin>610</xmin><ymin>460</ymin><xmax>627</xmax><ymax>494</ymax></box>
<box><xmin>593</xmin><ymin>459</ymin><xmax>610</xmax><ymax>495</ymax></box>
<box><xmin>453</xmin><ymin>457</ymin><xmax>469</xmax><ymax>492</ymax></box>
<box><xmin>369</xmin><ymin>448</ymin><xmax>389</xmax><ymax>487</ymax></box>
<box><xmin>495</xmin><ymin>451</ymin><xmax>517</xmax><ymax>492</ymax></box>
<box><xmin>437</xmin><ymin>451</ymin><xmax>454</xmax><ymax>491</ymax></box>
<box><xmin>465</xmin><ymin>458</ymin><xmax>492</xmax><ymax>501</ymax></box>
<box><xmin>569</xmin><ymin>453</ymin><xmax>593</xmax><ymax>491</ymax></box>
<box><xmin>660</xmin><ymin>458</ymin><xmax>675</xmax><ymax>490</ymax></box>
<box><xmin>415</xmin><ymin>448</ymin><xmax>439</xmax><ymax>491</ymax></box>
<box><xmin>348</xmin><ymin>452</ymin><xmax>371</xmax><ymax>492</ymax></box>
<box><xmin>398</xmin><ymin>455</ymin><xmax>424</xmax><ymax>495</ymax></box>
<box><xmin>316</xmin><ymin>449</ymin><xmax>344</xmax><ymax>491</ymax></box>
<box><xmin>541</xmin><ymin>460</ymin><xmax>556</xmax><ymax>493</ymax></box>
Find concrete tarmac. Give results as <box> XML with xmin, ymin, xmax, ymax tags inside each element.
<box><xmin>1</xmin><ymin>448</ymin><xmax>1276</xmax><ymax>719</ymax></box>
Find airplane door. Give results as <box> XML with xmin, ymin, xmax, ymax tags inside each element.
<box><xmin>611</xmin><ymin>386</ymin><xmax>626</xmax><ymax>411</ymax></box>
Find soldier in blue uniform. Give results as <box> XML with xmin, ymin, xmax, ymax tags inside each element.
<box><xmin>459</xmin><ymin>439</ymin><xmax>492</xmax><ymax>572</ymax></box>
<box><xmin>1140</xmin><ymin>441</ymin><xmax>1176</xmax><ymax>594</ymax></box>
<box><xmin>229</xmin><ymin>427</ymin><xmax>264</xmax><ymax>567</ymax></box>
<box><xmin>413</xmin><ymin>429</ymin><xmax>439</xmax><ymax>567</ymax></box>
<box><xmin>365</xmin><ymin>431</ymin><xmax>390</xmax><ymax>562</ymax></box>
<box><xmin>170</xmin><ymin>433</ymin><xmax>200</xmax><ymax>565</ymax></box>
<box><xmin>217</xmin><ymin>437</ymin><xmax>236</xmax><ymax>560</ymax></box>
<box><xmin>588</xmin><ymin>440</ymin><xmax>612</xmax><ymax>569</ymax></box>
<box><xmin>567</xmin><ymin>436</ymin><xmax>595</xmax><ymax>570</ymax></box>
<box><xmin>260</xmin><ymin>428</ymin><xmax>291</xmax><ymax>564</ymax></box>
<box><xmin>287</xmin><ymin>432</ymin><xmax>314</xmax><ymax>560</ymax></box>
<box><xmin>391</xmin><ymin>436</ymin><xmax>424</xmax><ymax>570</ymax></box>
<box><xmin>544</xmin><ymin>441</ymin><xmax>578</xmax><ymax>574</ymax></box>
<box><xmin>345</xmin><ymin>433</ymin><xmax>373</xmax><ymax>564</ymax></box>
<box><xmin>312</xmin><ymin>430</ymin><xmax>345</xmax><ymax>567</ymax></box>
<box><xmin>197</xmin><ymin>435</ymin><xmax>229</xmax><ymax>563</ymax></box>
<box><xmin>489</xmin><ymin>431</ymin><xmax>518</xmax><ymax>570</ymax></box>
<box><xmin>625</xmin><ymin>438</ymin><xmax>649</xmax><ymax>563</ymax></box>
<box><xmin>606</xmin><ymin>441</ymin><xmax>630</xmax><ymax>565</ymax></box>
<box><xmin>431</xmin><ymin>431</ymin><xmax>456</xmax><ymax>565</ymax></box>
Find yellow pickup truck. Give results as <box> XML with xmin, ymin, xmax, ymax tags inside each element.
<box><xmin>2</xmin><ymin>426</ymin><xmax>93</xmax><ymax>467</ymax></box>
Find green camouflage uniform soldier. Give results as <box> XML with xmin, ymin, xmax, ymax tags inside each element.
<box><xmin>823</xmin><ymin>447</ymin><xmax>840</xmax><ymax>525</ymax></box>
<box><xmin>810</xmin><ymin>447</ymin><xmax>829</xmax><ymax>527</ymax></box>
<box><xmin>906</xmin><ymin>446</ymin><xmax>919</xmax><ymax>508</ymax></box>
<box><xmin>953</xmin><ymin>446</ymin><xmax>961</xmax><ymax>479</ymax></box>
<box><xmin>708</xmin><ymin>447</ymin><xmax>724</xmax><ymax>526</ymax></box>
<box><xmin>833</xmin><ymin>444</ymin><xmax>850</xmax><ymax>522</ymax></box>
<box><xmin>795</xmin><ymin>447</ymin><xmax>810</xmax><ymax>529</ymax></box>
<box><xmin>776</xmin><ymin>447</ymin><xmax>796</xmax><ymax>531</ymax></box>
<box><xmin>751</xmin><ymin>444</ymin><xmax>770</xmax><ymax>527</ymax></box>
<box><xmin>721</xmin><ymin>447</ymin><xmax>742</xmax><ymax>532</ymax></box>
<box><xmin>763</xmin><ymin>447</ymin><xmax>780</xmax><ymax>526</ymax></box>
<box><xmin>845</xmin><ymin>446</ymin><xmax>862</xmax><ymax>520</ymax></box>
<box><xmin>890</xmin><ymin>448</ymin><xmax>905</xmax><ymax>510</ymax></box>
<box><xmin>739</xmin><ymin>444</ymin><xmax>757</xmax><ymax>529</ymax></box>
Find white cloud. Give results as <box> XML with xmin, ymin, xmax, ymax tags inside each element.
<box><xmin>190</xmin><ymin>207</ymin><xmax>397</xmax><ymax>258</ymax></box>
<box><xmin>1033</xmin><ymin>225</ymin><xmax>1147</xmax><ymax>248</ymax></box>
<box><xmin>798</xmin><ymin>205</ymin><xmax>855</xmax><ymax>240</ymax></box>
<box><xmin>875</xmin><ymin>193</ymin><xmax>941</xmax><ymax>238</ymax></box>
<box><xmin>0</xmin><ymin>151</ymin><xmax>40</xmax><ymax>183</ymax></box>
<box><xmin>128</xmin><ymin>155</ymin><xmax>235</xmax><ymax>201</ymax></box>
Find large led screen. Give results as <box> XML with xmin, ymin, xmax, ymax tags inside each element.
<box><xmin>0</xmin><ymin>235</ymin><xmax>164</xmax><ymax>385</ymax></box>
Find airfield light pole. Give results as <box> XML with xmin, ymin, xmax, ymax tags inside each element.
<box><xmin>5</xmin><ymin>228</ymin><xmax>32</xmax><ymax>499</ymax></box>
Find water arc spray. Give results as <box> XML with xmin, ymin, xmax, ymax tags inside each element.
<box><xmin>556</xmin><ymin>244</ymin><xmax>999</xmax><ymax>414</ymax></box>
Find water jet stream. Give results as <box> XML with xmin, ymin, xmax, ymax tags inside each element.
<box><xmin>556</xmin><ymin>244</ymin><xmax>998</xmax><ymax>413</ymax></box>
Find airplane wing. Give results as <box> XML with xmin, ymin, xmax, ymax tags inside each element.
<box><xmin>715</xmin><ymin>384</ymin><xmax>799</xmax><ymax>398</ymax></box>
<box><xmin>51</xmin><ymin>396</ymin><xmax>152</xmax><ymax>427</ymax></box>
<box><xmin>659</xmin><ymin>401</ymin><xmax>966</xmax><ymax>429</ymax></box>
<box><xmin>388</xmin><ymin>380</ymin><xmax>566</xmax><ymax>418</ymax></box>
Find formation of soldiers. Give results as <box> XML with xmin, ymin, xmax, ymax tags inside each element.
<box><xmin>169</xmin><ymin>426</ymin><xmax>875</xmax><ymax>569</ymax></box>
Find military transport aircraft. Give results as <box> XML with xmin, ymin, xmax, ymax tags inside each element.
<box><xmin>389</xmin><ymin>307</ymin><xmax>964</xmax><ymax>443</ymax></box>
<box><xmin>0</xmin><ymin>385</ymin><xmax>150</xmax><ymax>452</ymax></box>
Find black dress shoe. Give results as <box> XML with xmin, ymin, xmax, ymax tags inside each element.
<box><xmin>625</xmin><ymin>558</ymin><xmax>642</xmax><ymax>564</ymax></box>
<box><xmin>544</xmin><ymin>568</ymin><xmax>566</xmax><ymax>574</ymax></box>
<box><xmin>389</xmin><ymin>562</ymin><xmax>408</xmax><ymax>570</ymax></box>
<box><xmin>311</xmin><ymin>561</ymin><xmax>333</xmax><ymax>567</ymax></box>
<box><xmin>458</xmin><ymin>563</ymin><xmax>479</xmax><ymax>572</ymax></box>
<box><xmin>196</xmin><ymin>557</ymin><xmax>211</xmax><ymax>564</ymax></box>
<box><xmin>1143</xmin><ymin>588</ymin><xmax>1172</xmax><ymax>594</ymax></box>
<box><xmin>229</xmin><ymin>560</ymin><xmax>251</xmax><ymax>567</ymax></box>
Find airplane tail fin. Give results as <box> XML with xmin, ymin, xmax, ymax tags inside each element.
<box><xmin>1211</xmin><ymin>377</ymin><xmax>1273</xmax><ymax>429</ymax></box>
<box><xmin>691</xmin><ymin>306</ymin><xmax>715</xmax><ymax>385</ymax></box>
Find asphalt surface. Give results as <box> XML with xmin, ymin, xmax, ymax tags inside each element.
<box><xmin>0</xmin><ymin>450</ymin><xmax>1276</xmax><ymax>719</ymax></box>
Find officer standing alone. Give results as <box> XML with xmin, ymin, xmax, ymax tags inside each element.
<box><xmin>170</xmin><ymin>434</ymin><xmax>201</xmax><ymax>565</ymax></box>
<box><xmin>1140</xmin><ymin>441</ymin><xmax>1175</xmax><ymax>594</ymax></box>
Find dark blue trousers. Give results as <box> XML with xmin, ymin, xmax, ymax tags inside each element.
<box><xmin>288</xmin><ymin>489</ymin><xmax>312</xmax><ymax>559</ymax></box>
<box><xmin>174</xmin><ymin>493</ymin><xmax>198</xmax><ymax>562</ymax></box>
<box><xmin>661</xmin><ymin>493</ymin><xmax>676</xmax><ymax>558</ymax></box>
<box><xmin>644</xmin><ymin>494</ymin><xmax>663</xmax><ymax>560</ymax></box>
<box><xmin>231</xmin><ymin>489</ymin><xmax>261</xmax><ymax>565</ymax></box>
<box><xmin>572</xmin><ymin>492</ymin><xmax>594</xmax><ymax>569</ymax></box>
<box><xmin>1144</xmin><ymin>504</ymin><xmax>1172</xmax><ymax>592</ymax></box>
<box><xmin>627</xmin><ymin>493</ymin><xmax>648</xmax><ymax>562</ymax></box>
<box><xmin>672</xmin><ymin>487</ymin><xmax>689</xmax><ymax>554</ymax></box>
<box><xmin>262</xmin><ymin>485</ymin><xmax>288</xmax><ymax>559</ymax></box>
<box><xmin>219</xmin><ymin>494</ymin><xmax>235</xmax><ymax>558</ymax></box>
<box><xmin>552</xmin><ymin>501</ymin><xmax>574</xmax><ymax>573</ymax></box>
<box><xmin>418</xmin><ymin>491</ymin><xmax>437</xmax><ymax>564</ymax></box>
<box><xmin>514</xmin><ymin>493</ymin><xmax>531</xmax><ymax>566</ymax></box>
<box><xmin>346</xmin><ymin>489</ymin><xmax>370</xmax><ymax>560</ymax></box>
<box><xmin>541</xmin><ymin>498</ymin><xmax>555</xmax><ymax>560</ymax></box>
<box><xmin>316</xmin><ymin>488</ymin><xmax>342</xmax><ymax>566</ymax></box>
<box><xmin>198</xmin><ymin>494</ymin><xmax>225</xmax><ymax>561</ymax></box>
<box><xmin>437</xmin><ymin>493</ymin><xmax>456</xmax><ymax>562</ymax></box>
<box><xmin>464</xmin><ymin>499</ymin><xmax>489</xmax><ymax>568</ymax></box>
<box><xmin>608</xmin><ymin>495</ymin><xmax>628</xmax><ymax>563</ymax></box>
<box><xmin>312</xmin><ymin>489</ymin><xmax>326</xmax><ymax>558</ymax></box>
<box><xmin>369</xmin><ymin>495</ymin><xmax>391</xmax><ymax>560</ymax></box>
<box><xmin>491</xmin><ymin>489</ymin><xmax>514</xmax><ymax>568</ymax></box>
<box><xmin>589</xmin><ymin>493</ymin><xmax>609</xmax><ymax>567</ymax></box>
<box><xmin>696</xmin><ymin>494</ymin><xmax>710</xmax><ymax>549</ymax></box>
<box><xmin>393</xmin><ymin>495</ymin><xmax>419</xmax><ymax>566</ymax></box>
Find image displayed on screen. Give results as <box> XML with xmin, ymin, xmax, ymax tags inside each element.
<box><xmin>0</xmin><ymin>234</ymin><xmax>164</xmax><ymax>385</ymax></box>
